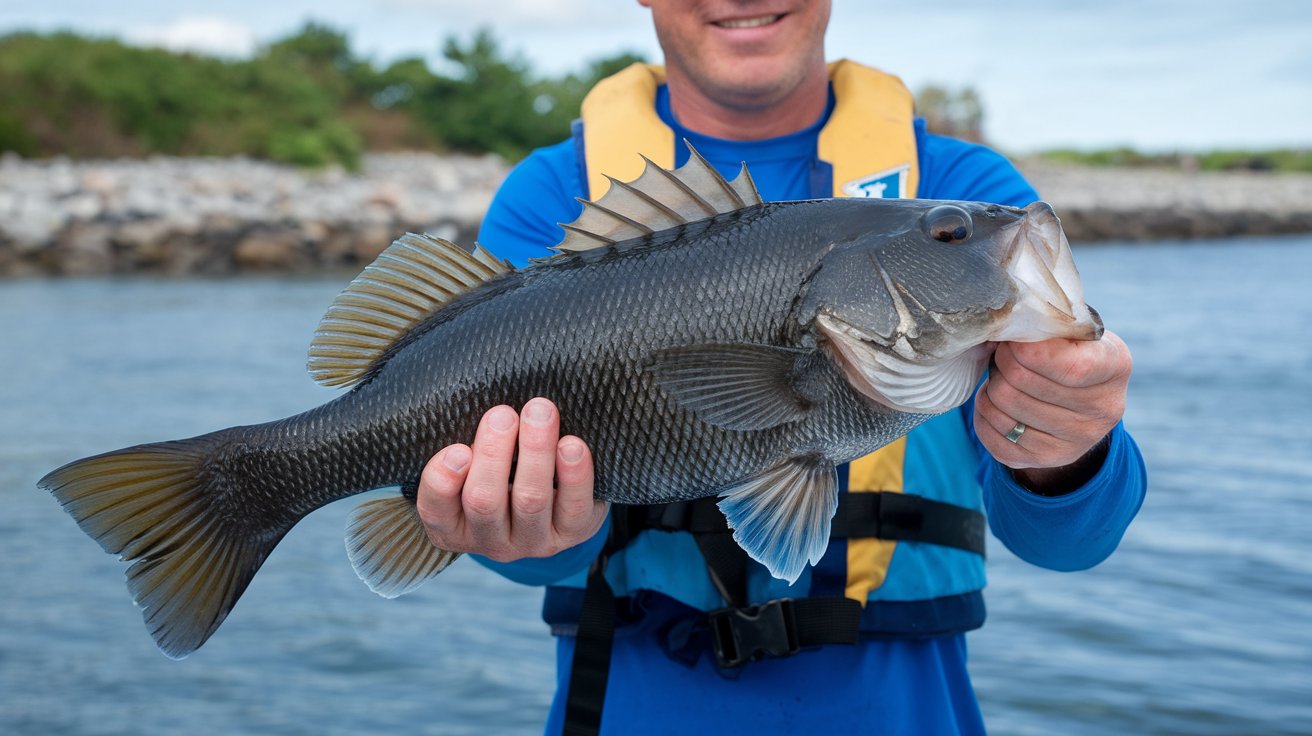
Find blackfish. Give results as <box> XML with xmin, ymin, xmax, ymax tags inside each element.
<box><xmin>40</xmin><ymin>145</ymin><xmax>1103</xmax><ymax>659</ymax></box>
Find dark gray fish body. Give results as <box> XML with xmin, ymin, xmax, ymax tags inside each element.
<box><xmin>268</xmin><ymin>200</ymin><xmax>909</xmax><ymax>512</ymax></box>
<box><xmin>40</xmin><ymin>150</ymin><xmax>1103</xmax><ymax>659</ymax></box>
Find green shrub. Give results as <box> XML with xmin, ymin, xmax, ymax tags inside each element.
<box><xmin>0</xmin><ymin>26</ymin><xmax>643</xmax><ymax>165</ymax></box>
<box><xmin>266</xmin><ymin>121</ymin><xmax>362</xmax><ymax>169</ymax></box>
<box><xmin>0</xmin><ymin>111</ymin><xmax>37</xmax><ymax>156</ymax></box>
<box><xmin>1038</xmin><ymin>146</ymin><xmax>1312</xmax><ymax>173</ymax></box>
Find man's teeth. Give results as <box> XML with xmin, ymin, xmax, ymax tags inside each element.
<box><xmin>715</xmin><ymin>14</ymin><xmax>782</xmax><ymax>29</ymax></box>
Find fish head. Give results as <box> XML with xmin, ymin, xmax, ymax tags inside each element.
<box><xmin>804</xmin><ymin>199</ymin><xmax>1103</xmax><ymax>414</ymax></box>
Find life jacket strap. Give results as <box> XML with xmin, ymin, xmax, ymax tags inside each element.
<box><xmin>560</xmin><ymin>494</ymin><xmax>985</xmax><ymax>735</ymax></box>
<box><xmin>619</xmin><ymin>492</ymin><xmax>986</xmax><ymax>556</ymax></box>
<box><xmin>562</xmin><ymin>553</ymin><xmax>617</xmax><ymax>736</ymax></box>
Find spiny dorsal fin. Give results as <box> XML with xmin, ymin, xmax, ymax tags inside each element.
<box><xmin>556</xmin><ymin>141</ymin><xmax>763</xmax><ymax>253</ymax></box>
<box><xmin>308</xmin><ymin>233</ymin><xmax>511</xmax><ymax>388</ymax></box>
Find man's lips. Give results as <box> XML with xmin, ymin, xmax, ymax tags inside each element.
<box><xmin>712</xmin><ymin>13</ymin><xmax>785</xmax><ymax>29</ymax></box>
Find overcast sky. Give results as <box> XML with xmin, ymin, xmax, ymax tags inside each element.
<box><xmin>3</xmin><ymin>0</ymin><xmax>1308</xmax><ymax>153</ymax></box>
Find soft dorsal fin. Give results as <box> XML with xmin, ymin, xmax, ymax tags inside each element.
<box><xmin>556</xmin><ymin>142</ymin><xmax>763</xmax><ymax>253</ymax></box>
<box><xmin>308</xmin><ymin>233</ymin><xmax>511</xmax><ymax>388</ymax></box>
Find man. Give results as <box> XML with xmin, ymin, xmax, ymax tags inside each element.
<box><xmin>415</xmin><ymin>2</ymin><xmax>1145</xmax><ymax>733</ymax></box>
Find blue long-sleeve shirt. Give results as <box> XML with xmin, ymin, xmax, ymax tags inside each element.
<box><xmin>468</xmin><ymin>86</ymin><xmax>1146</xmax><ymax>734</ymax></box>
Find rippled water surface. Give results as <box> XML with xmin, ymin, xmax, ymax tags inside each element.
<box><xmin>2</xmin><ymin>235</ymin><xmax>1310</xmax><ymax>734</ymax></box>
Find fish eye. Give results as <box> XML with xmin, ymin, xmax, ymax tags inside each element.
<box><xmin>922</xmin><ymin>205</ymin><xmax>973</xmax><ymax>244</ymax></box>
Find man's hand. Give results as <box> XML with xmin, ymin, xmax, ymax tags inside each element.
<box><xmin>974</xmin><ymin>330</ymin><xmax>1133</xmax><ymax>492</ymax></box>
<box><xmin>415</xmin><ymin>397</ymin><xmax>608</xmax><ymax>562</ymax></box>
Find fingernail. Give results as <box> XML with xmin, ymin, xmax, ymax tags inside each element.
<box><xmin>558</xmin><ymin>439</ymin><xmax>584</xmax><ymax>463</ymax></box>
<box><xmin>522</xmin><ymin>399</ymin><xmax>552</xmax><ymax>425</ymax></box>
<box><xmin>443</xmin><ymin>445</ymin><xmax>471</xmax><ymax>472</ymax></box>
<box><xmin>487</xmin><ymin>407</ymin><xmax>515</xmax><ymax>432</ymax></box>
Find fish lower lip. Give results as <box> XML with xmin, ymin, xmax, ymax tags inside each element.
<box><xmin>714</xmin><ymin>14</ymin><xmax>783</xmax><ymax>29</ymax></box>
<box><xmin>993</xmin><ymin>203</ymin><xmax>1104</xmax><ymax>342</ymax></box>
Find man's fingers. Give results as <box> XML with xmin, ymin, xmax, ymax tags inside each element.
<box><xmin>993</xmin><ymin>336</ymin><xmax>1128</xmax><ymax>436</ymax></box>
<box><xmin>416</xmin><ymin>444</ymin><xmax>472</xmax><ymax>545</ymax></box>
<box><xmin>553</xmin><ymin>436</ymin><xmax>605</xmax><ymax>541</ymax></box>
<box><xmin>462</xmin><ymin>405</ymin><xmax>519</xmax><ymax>555</ymax></box>
<box><xmin>1005</xmin><ymin>332</ymin><xmax>1132</xmax><ymax>389</ymax></box>
<box><xmin>418</xmin><ymin>401</ymin><xmax>602</xmax><ymax>561</ymax></box>
<box><xmin>975</xmin><ymin>382</ymin><xmax>1049</xmax><ymax>467</ymax></box>
<box><xmin>509</xmin><ymin>398</ymin><xmax>561</xmax><ymax>547</ymax></box>
<box><xmin>982</xmin><ymin>363</ymin><xmax>1086</xmax><ymax>443</ymax></box>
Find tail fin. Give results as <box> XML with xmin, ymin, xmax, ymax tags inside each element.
<box><xmin>39</xmin><ymin>438</ymin><xmax>281</xmax><ymax>659</ymax></box>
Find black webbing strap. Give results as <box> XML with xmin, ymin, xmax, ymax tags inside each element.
<box><xmin>691</xmin><ymin>498</ymin><xmax>868</xmax><ymax>669</ymax></box>
<box><xmin>829</xmin><ymin>492</ymin><xmax>987</xmax><ymax>556</ymax></box>
<box><xmin>691</xmin><ymin>527</ymin><xmax>749</xmax><ymax>605</ymax></box>
<box><xmin>560</xmin><ymin>492</ymin><xmax>985</xmax><ymax>735</ymax></box>
<box><xmin>562</xmin><ymin>508</ymin><xmax>636</xmax><ymax>736</ymax></box>
<box><xmin>637</xmin><ymin>492</ymin><xmax>986</xmax><ymax>556</ymax></box>
<box><xmin>562</xmin><ymin>554</ymin><xmax>616</xmax><ymax>736</ymax></box>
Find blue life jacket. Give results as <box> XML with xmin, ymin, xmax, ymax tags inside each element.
<box><xmin>549</xmin><ymin>61</ymin><xmax>991</xmax><ymax>646</ymax></box>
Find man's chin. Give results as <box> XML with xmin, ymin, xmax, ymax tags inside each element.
<box><xmin>696</xmin><ymin>59</ymin><xmax>818</xmax><ymax>109</ymax></box>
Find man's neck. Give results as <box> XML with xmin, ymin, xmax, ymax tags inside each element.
<box><xmin>664</xmin><ymin>64</ymin><xmax>830</xmax><ymax>141</ymax></box>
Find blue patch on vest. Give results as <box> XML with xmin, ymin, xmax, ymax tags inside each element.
<box><xmin>842</xmin><ymin>164</ymin><xmax>910</xmax><ymax>199</ymax></box>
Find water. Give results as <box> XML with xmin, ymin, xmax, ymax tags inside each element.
<box><xmin>2</xmin><ymin>236</ymin><xmax>1310</xmax><ymax>735</ymax></box>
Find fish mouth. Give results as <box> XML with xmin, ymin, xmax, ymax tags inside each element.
<box><xmin>993</xmin><ymin>201</ymin><xmax>1104</xmax><ymax>342</ymax></box>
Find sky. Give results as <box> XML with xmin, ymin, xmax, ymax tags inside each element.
<box><xmin>2</xmin><ymin>0</ymin><xmax>1309</xmax><ymax>154</ymax></box>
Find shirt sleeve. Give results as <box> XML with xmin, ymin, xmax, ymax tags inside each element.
<box><xmin>465</xmin><ymin>139</ymin><xmax>610</xmax><ymax>585</ymax></box>
<box><xmin>473</xmin><ymin>518</ymin><xmax>611</xmax><ymax>586</ymax></box>
<box><xmin>979</xmin><ymin>421</ymin><xmax>1146</xmax><ymax>570</ymax></box>
<box><xmin>921</xmin><ymin>127</ymin><xmax>1147</xmax><ymax>570</ymax></box>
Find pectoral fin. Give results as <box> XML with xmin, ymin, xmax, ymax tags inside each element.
<box><xmin>645</xmin><ymin>343</ymin><xmax>818</xmax><ymax>431</ymax></box>
<box><xmin>717</xmin><ymin>457</ymin><xmax>839</xmax><ymax>584</ymax></box>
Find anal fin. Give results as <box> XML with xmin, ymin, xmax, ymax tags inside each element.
<box><xmin>346</xmin><ymin>495</ymin><xmax>460</xmax><ymax>598</ymax></box>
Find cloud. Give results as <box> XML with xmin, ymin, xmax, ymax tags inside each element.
<box><xmin>129</xmin><ymin>16</ymin><xmax>259</xmax><ymax>58</ymax></box>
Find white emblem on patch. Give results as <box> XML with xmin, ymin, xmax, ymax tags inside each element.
<box><xmin>842</xmin><ymin>164</ymin><xmax>910</xmax><ymax>199</ymax></box>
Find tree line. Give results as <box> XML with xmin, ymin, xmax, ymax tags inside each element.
<box><xmin>0</xmin><ymin>24</ymin><xmax>641</xmax><ymax>168</ymax></box>
<box><xmin>2</xmin><ymin>25</ymin><xmax>1301</xmax><ymax>173</ymax></box>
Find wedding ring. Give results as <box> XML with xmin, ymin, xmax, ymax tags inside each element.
<box><xmin>1005</xmin><ymin>422</ymin><xmax>1027</xmax><ymax>444</ymax></box>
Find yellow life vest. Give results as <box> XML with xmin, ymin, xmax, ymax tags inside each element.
<box><xmin>578</xmin><ymin>59</ymin><xmax>921</xmax><ymax>602</ymax></box>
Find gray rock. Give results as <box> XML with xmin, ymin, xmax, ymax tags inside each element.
<box><xmin>2</xmin><ymin>151</ymin><xmax>1310</xmax><ymax>275</ymax></box>
<box><xmin>234</xmin><ymin>229</ymin><xmax>310</xmax><ymax>272</ymax></box>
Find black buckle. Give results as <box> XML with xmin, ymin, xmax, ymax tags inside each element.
<box><xmin>708</xmin><ymin>598</ymin><xmax>799</xmax><ymax>668</ymax></box>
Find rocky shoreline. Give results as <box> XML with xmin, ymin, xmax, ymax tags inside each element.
<box><xmin>2</xmin><ymin>152</ymin><xmax>1310</xmax><ymax>277</ymax></box>
<box><xmin>1018</xmin><ymin>159</ymin><xmax>1312</xmax><ymax>242</ymax></box>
